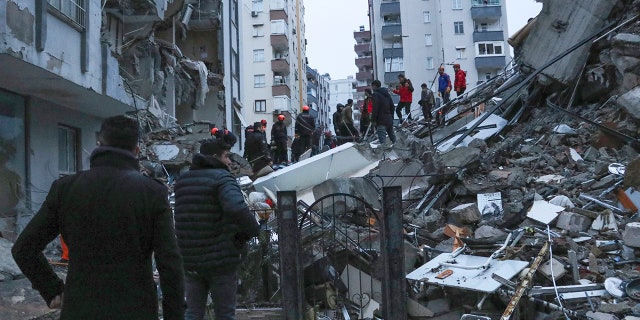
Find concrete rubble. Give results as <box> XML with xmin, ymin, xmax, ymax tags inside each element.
<box><xmin>5</xmin><ymin>0</ymin><xmax>640</xmax><ymax>319</ymax></box>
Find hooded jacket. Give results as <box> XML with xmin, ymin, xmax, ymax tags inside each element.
<box><xmin>174</xmin><ymin>153</ymin><xmax>259</xmax><ymax>275</ymax></box>
<box><xmin>12</xmin><ymin>147</ymin><xmax>185</xmax><ymax>320</ymax></box>
<box><xmin>271</xmin><ymin>120</ymin><xmax>288</xmax><ymax>142</ymax></box>
<box><xmin>371</xmin><ymin>87</ymin><xmax>394</xmax><ymax>127</ymax></box>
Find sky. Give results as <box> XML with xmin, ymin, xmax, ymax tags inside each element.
<box><xmin>305</xmin><ymin>0</ymin><xmax>543</xmax><ymax>80</ymax></box>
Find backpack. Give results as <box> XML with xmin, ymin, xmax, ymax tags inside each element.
<box><xmin>407</xmin><ymin>80</ymin><xmax>414</xmax><ymax>92</ymax></box>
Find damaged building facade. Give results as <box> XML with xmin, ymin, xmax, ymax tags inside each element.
<box><xmin>0</xmin><ymin>0</ymin><xmax>251</xmax><ymax>240</ymax></box>
<box><xmin>9</xmin><ymin>0</ymin><xmax>640</xmax><ymax>319</ymax></box>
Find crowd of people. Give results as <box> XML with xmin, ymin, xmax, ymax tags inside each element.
<box><xmin>8</xmin><ymin>65</ymin><xmax>468</xmax><ymax>320</ymax></box>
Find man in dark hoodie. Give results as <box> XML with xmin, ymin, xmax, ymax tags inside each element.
<box><xmin>174</xmin><ymin>138</ymin><xmax>260</xmax><ymax>320</ymax></box>
<box><xmin>370</xmin><ymin>80</ymin><xmax>396</xmax><ymax>146</ymax></box>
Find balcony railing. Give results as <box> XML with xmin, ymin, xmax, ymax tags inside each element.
<box><xmin>472</xmin><ymin>30</ymin><xmax>504</xmax><ymax>42</ymax></box>
<box><xmin>48</xmin><ymin>0</ymin><xmax>86</xmax><ymax>28</ymax></box>
<box><xmin>471</xmin><ymin>5</ymin><xmax>502</xmax><ymax>19</ymax></box>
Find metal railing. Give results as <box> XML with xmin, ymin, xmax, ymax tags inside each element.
<box><xmin>48</xmin><ymin>0</ymin><xmax>86</xmax><ymax>28</ymax></box>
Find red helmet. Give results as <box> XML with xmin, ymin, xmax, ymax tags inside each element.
<box><xmin>210</xmin><ymin>127</ymin><xmax>218</xmax><ymax>135</ymax></box>
<box><xmin>277</xmin><ymin>114</ymin><xmax>285</xmax><ymax>121</ymax></box>
<box><xmin>261</xmin><ymin>119</ymin><xmax>267</xmax><ymax>125</ymax></box>
<box><xmin>302</xmin><ymin>105</ymin><xmax>310</xmax><ymax>111</ymax></box>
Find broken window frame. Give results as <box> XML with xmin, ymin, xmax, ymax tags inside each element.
<box><xmin>57</xmin><ymin>124</ymin><xmax>79</xmax><ymax>176</ymax></box>
<box><xmin>47</xmin><ymin>0</ymin><xmax>86</xmax><ymax>30</ymax></box>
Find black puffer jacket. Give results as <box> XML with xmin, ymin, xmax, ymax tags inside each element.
<box><xmin>174</xmin><ymin>153</ymin><xmax>259</xmax><ymax>275</ymax></box>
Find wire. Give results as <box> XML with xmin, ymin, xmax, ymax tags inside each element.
<box><xmin>546</xmin><ymin>224</ymin><xmax>570</xmax><ymax>320</ymax></box>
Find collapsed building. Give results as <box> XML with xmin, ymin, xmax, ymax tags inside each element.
<box><xmin>5</xmin><ymin>0</ymin><xmax>640</xmax><ymax>319</ymax></box>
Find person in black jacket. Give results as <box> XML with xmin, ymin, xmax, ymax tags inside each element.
<box><xmin>270</xmin><ymin>114</ymin><xmax>288</xmax><ymax>164</ymax></box>
<box><xmin>244</xmin><ymin>122</ymin><xmax>272</xmax><ymax>176</ymax></box>
<box><xmin>174</xmin><ymin>138</ymin><xmax>259</xmax><ymax>320</ymax></box>
<box><xmin>371</xmin><ymin>80</ymin><xmax>396</xmax><ymax>145</ymax></box>
<box><xmin>11</xmin><ymin>115</ymin><xmax>185</xmax><ymax>320</ymax></box>
<box><xmin>295</xmin><ymin>106</ymin><xmax>315</xmax><ymax>153</ymax></box>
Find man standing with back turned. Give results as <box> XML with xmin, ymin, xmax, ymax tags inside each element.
<box><xmin>174</xmin><ymin>138</ymin><xmax>260</xmax><ymax>320</ymax></box>
<box><xmin>12</xmin><ymin>115</ymin><xmax>185</xmax><ymax>320</ymax></box>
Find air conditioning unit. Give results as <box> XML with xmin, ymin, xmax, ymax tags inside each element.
<box><xmin>251</xmin><ymin>11</ymin><xmax>258</xmax><ymax>17</ymax></box>
<box><xmin>273</xmin><ymin>109</ymin><xmax>281</xmax><ymax>115</ymax></box>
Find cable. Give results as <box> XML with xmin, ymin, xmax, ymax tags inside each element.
<box><xmin>546</xmin><ymin>224</ymin><xmax>570</xmax><ymax>320</ymax></box>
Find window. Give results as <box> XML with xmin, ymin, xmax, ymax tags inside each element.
<box><xmin>480</xmin><ymin>23</ymin><xmax>488</xmax><ymax>32</ymax></box>
<box><xmin>426</xmin><ymin>57</ymin><xmax>434</xmax><ymax>69</ymax></box>
<box><xmin>452</xmin><ymin>0</ymin><xmax>462</xmax><ymax>9</ymax></box>
<box><xmin>255</xmin><ymin>100</ymin><xmax>267</xmax><ymax>112</ymax></box>
<box><xmin>48</xmin><ymin>0</ymin><xmax>86</xmax><ymax>28</ymax></box>
<box><xmin>252</xmin><ymin>0</ymin><xmax>263</xmax><ymax>11</ymax></box>
<box><xmin>253</xmin><ymin>49</ymin><xmax>265</xmax><ymax>62</ymax></box>
<box><xmin>423</xmin><ymin>11</ymin><xmax>431</xmax><ymax>23</ymax></box>
<box><xmin>425</xmin><ymin>34</ymin><xmax>432</xmax><ymax>46</ymax></box>
<box><xmin>454</xmin><ymin>21</ymin><xmax>464</xmax><ymax>34</ymax></box>
<box><xmin>472</xmin><ymin>0</ymin><xmax>500</xmax><ymax>5</ymax></box>
<box><xmin>253</xmin><ymin>24</ymin><xmax>264</xmax><ymax>37</ymax></box>
<box><xmin>254</xmin><ymin>74</ymin><xmax>266</xmax><ymax>88</ymax></box>
<box><xmin>384</xmin><ymin>57</ymin><xmax>404</xmax><ymax>72</ymax></box>
<box><xmin>456</xmin><ymin>48</ymin><xmax>466</xmax><ymax>59</ymax></box>
<box><xmin>58</xmin><ymin>125</ymin><xmax>78</xmax><ymax>174</ymax></box>
<box><xmin>477</xmin><ymin>42</ymin><xmax>504</xmax><ymax>56</ymax></box>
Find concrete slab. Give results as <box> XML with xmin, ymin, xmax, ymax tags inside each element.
<box><xmin>406</xmin><ymin>253</ymin><xmax>529</xmax><ymax>293</ymax></box>
<box><xmin>436</xmin><ymin>114</ymin><xmax>507</xmax><ymax>152</ymax></box>
<box><xmin>253</xmin><ymin>143</ymin><xmax>379</xmax><ymax>198</ymax></box>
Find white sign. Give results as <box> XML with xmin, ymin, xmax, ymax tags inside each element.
<box><xmin>477</xmin><ymin>192</ymin><xmax>503</xmax><ymax>217</ymax></box>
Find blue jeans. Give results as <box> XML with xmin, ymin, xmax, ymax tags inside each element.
<box><xmin>184</xmin><ymin>271</ymin><xmax>237</xmax><ymax>320</ymax></box>
<box><xmin>376</xmin><ymin>124</ymin><xmax>396</xmax><ymax>144</ymax></box>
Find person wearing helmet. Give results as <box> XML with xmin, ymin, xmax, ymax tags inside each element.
<box><xmin>295</xmin><ymin>106</ymin><xmax>315</xmax><ymax>154</ymax></box>
<box><xmin>453</xmin><ymin>64</ymin><xmax>467</xmax><ymax>96</ymax></box>
<box><xmin>244</xmin><ymin>122</ymin><xmax>272</xmax><ymax>178</ymax></box>
<box><xmin>270</xmin><ymin>114</ymin><xmax>288</xmax><ymax>164</ymax></box>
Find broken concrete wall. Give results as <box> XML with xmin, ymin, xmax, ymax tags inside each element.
<box><xmin>517</xmin><ymin>0</ymin><xmax>618</xmax><ymax>85</ymax></box>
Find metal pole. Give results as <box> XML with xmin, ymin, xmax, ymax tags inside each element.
<box><xmin>381</xmin><ymin>186</ymin><xmax>407</xmax><ymax>319</ymax></box>
<box><xmin>277</xmin><ymin>191</ymin><xmax>304</xmax><ymax>319</ymax></box>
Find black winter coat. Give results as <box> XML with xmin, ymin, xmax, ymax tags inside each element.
<box><xmin>244</xmin><ymin>130</ymin><xmax>272</xmax><ymax>172</ymax></box>
<box><xmin>271</xmin><ymin>121</ymin><xmax>288</xmax><ymax>142</ymax></box>
<box><xmin>371</xmin><ymin>87</ymin><xmax>394</xmax><ymax>127</ymax></box>
<box><xmin>173</xmin><ymin>154</ymin><xmax>259</xmax><ymax>275</ymax></box>
<box><xmin>295</xmin><ymin>112</ymin><xmax>315</xmax><ymax>136</ymax></box>
<box><xmin>12</xmin><ymin>147</ymin><xmax>185</xmax><ymax>320</ymax></box>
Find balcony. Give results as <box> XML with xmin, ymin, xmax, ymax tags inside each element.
<box><xmin>471</xmin><ymin>5</ymin><xmax>502</xmax><ymax>19</ymax></box>
<box><xmin>272</xmin><ymin>79</ymin><xmax>291</xmax><ymax>97</ymax></box>
<box><xmin>475</xmin><ymin>55</ymin><xmax>506</xmax><ymax>69</ymax></box>
<box><xmin>353</xmin><ymin>30</ymin><xmax>371</xmax><ymax>42</ymax></box>
<box><xmin>381</xmin><ymin>24</ymin><xmax>403</xmax><ymax>40</ymax></box>
<box><xmin>354</xmin><ymin>43</ymin><xmax>371</xmax><ymax>53</ymax></box>
<box><xmin>380</xmin><ymin>1</ymin><xmax>400</xmax><ymax>16</ymax></box>
<box><xmin>270</xmin><ymin>8</ymin><xmax>288</xmax><ymax>21</ymax></box>
<box><xmin>187</xmin><ymin>1</ymin><xmax>221</xmax><ymax>31</ymax></box>
<box><xmin>355</xmin><ymin>57</ymin><xmax>373</xmax><ymax>68</ymax></box>
<box><xmin>271</xmin><ymin>58</ymin><xmax>290</xmax><ymax>75</ymax></box>
<box><xmin>356</xmin><ymin>71</ymin><xmax>374</xmax><ymax>82</ymax></box>
<box><xmin>383</xmin><ymin>47</ymin><xmax>403</xmax><ymax>58</ymax></box>
<box><xmin>473</xmin><ymin>30</ymin><xmax>504</xmax><ymax>42</ymax></box>
<box><xmin>384</xmin><ymin>71</ymin><xmax>403</xmax><ymax>84</ymax></box>
<box><xmin>271</xmin><ymin>34</ymin><xmax>289</xmax><ymax>50</ymax></box>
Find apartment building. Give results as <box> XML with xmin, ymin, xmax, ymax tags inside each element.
<box><xmin>353</xmin><ymin>26</ymin><xmax>374</xmax><ymax>110</ymax></box>
<box><xmin>369</xmin><ymin>0</ymin><xmax>509</xmax><ymax>101</ymax></box>
<box><xmin>306</xmin><ymin>66</ymin><xmax>331</xmax><ymax>133</ymax></box>
<box><xmin>328</xmin><ymin>77</ymin><xmax>356</xmax><ymax>135</ymax></box>
<box><xmin>0</xmin><ymin>0</ymin><xmax>240</xmax><ymax>239</ymax></box>
<box><xmin>241</xmin><ymin>0</ymin><xmax>307</xmax><ymax>139</ymax></box>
